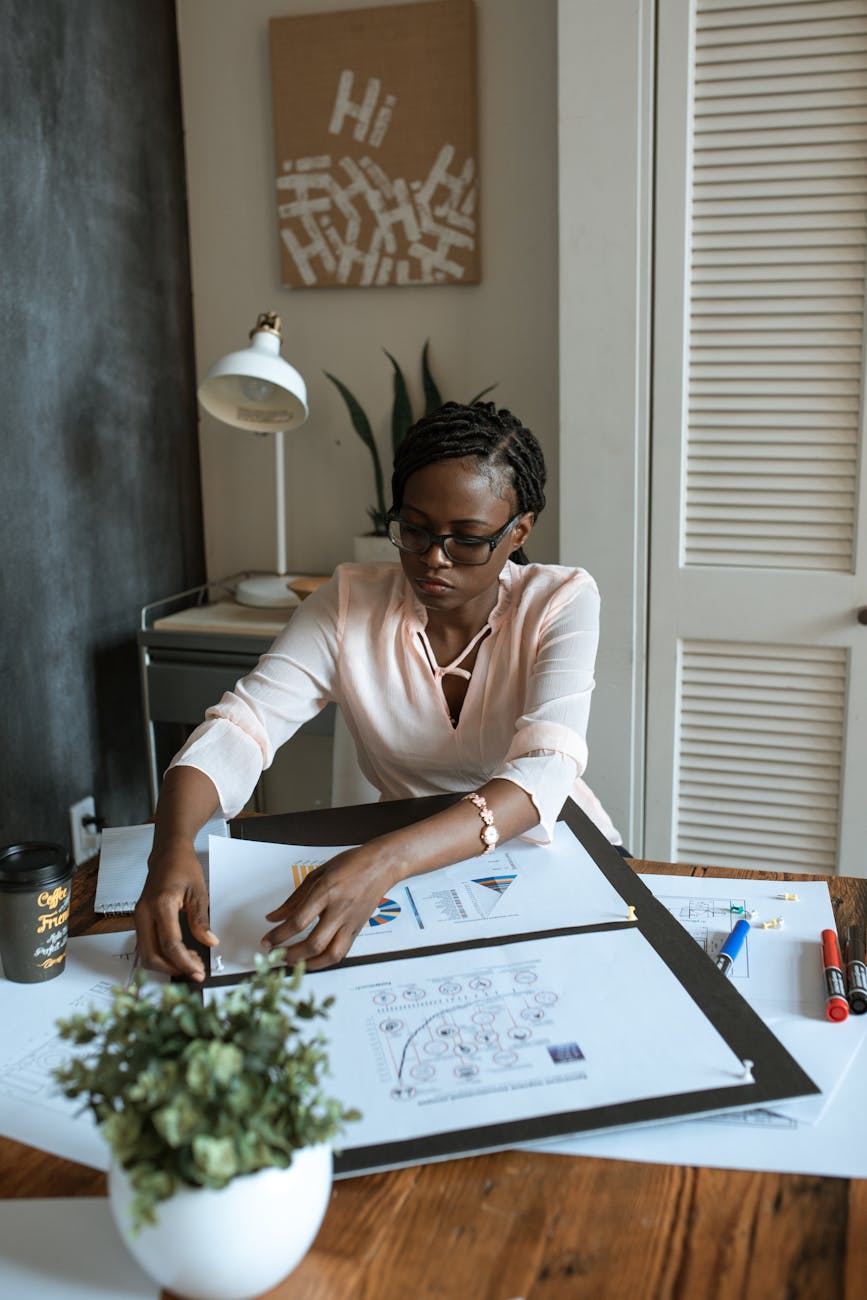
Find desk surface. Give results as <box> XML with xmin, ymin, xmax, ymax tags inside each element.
<box><xmin>148</xmin><ymin>576</ymin><xmax>330</xmax><ymax>639</ymax></box>
<box><xmin>152</xmin><ymin>601</ymin><xmax>289</xmax><ymax>639</ymax></box>
<box><xmin>4</xmin><ymin>802</ymin><xmax>866</xmax><ymax>1300</ymax></box>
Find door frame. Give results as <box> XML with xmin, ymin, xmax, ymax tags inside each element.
<box><xmin>557</xmin><ymin>0</ymin><xmax>655</xmax><ymax>853</ymax></box>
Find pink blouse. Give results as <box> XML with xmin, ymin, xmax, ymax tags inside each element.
<box><xmin>171</xmin><ymin>560</ymin><xmax>621</xmax><ymax>845</ymax></box>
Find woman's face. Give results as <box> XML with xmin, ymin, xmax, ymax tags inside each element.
<box><xmin>395</xmin><ymin>456</ymin><xmax>534</xmax><ymax>619</ymax></box>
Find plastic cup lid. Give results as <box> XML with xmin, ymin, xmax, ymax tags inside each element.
<box><xmin>0</xmin><ymin>842</ymin><xmax>72</xmax><ymax>889</ymax></box>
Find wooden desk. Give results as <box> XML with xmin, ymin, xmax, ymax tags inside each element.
<box><xmin>3</xmin><ymin>803</ymin><xmax>866</xmax><ymax>1300</ymax></box>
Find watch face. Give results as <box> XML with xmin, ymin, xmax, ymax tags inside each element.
<box><xmin>481</xmin><ymin>826</ymin><xmax>499</xmax><ymax>846</ymax></box>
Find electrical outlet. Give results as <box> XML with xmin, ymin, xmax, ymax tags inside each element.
<box><xmin>69</xmin><ymin>796</ymin><xmax>101</xmax><ymax>866</ymax></box>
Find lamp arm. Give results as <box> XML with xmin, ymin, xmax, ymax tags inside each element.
<box><xmin>274</xmin><ymin>428</ymin><xmax>287</xmax><ymax>577</ymax></box>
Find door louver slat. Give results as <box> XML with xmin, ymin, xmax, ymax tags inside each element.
<box><xmin>685</xmin><ymin>2</ymin><xmax>866</xmax><ymax>571</ymax></box>
<box><xmin>675</xmin><ymin>641</ymin><xmax>845</xmax><ymax>872</ymax></box>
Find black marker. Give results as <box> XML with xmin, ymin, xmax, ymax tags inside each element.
<box><xmin>845</xmin><ymin>924</ymin><xmax>867</xmax><ymax>1015</ymax></box>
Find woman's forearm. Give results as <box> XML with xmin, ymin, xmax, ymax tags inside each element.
<box><xmin>135</xmin><ymin>765</ymin><xmax>222</xmax><ymax>981</ymax></box>
<box><xmin>261</xmin><ymin>778</ymin><xmax>541</xmax><ymax>969</ymax></box>
<box><xmin>149</xmin><ymin>765</ymin><xmax>222</xmax><ymax>862</ymax></box>
<box><xmin>362</xmin><ymin>778</ymin><xmax>539</xmax><ymax>883</ymax></box>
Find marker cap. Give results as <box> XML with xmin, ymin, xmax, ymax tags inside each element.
<box><xmin>826</xmin><ymin>995</ymin><xmax>849</xmax><ymax>1023</ymax></box>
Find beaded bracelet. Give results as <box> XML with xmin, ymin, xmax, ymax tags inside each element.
<box><xmin>463</xmin><ymin>792</ymin><xmax>499</xmax><ymax>855</ymax></box>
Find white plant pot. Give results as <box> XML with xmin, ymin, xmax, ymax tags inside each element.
<box><xmin>353</xmin><ymin>533</ymin><xmax>397</xmax><ymax>563</ymax></box>
<box><xmin>108</xmin><ymin>1145</ymin><xmax>332</xmax><ymax>1300</ymax></box>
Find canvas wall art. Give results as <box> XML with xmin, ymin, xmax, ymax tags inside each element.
<box><xmin>269</xmin><ymin>0</ymin><xmax>479</xmax><ymax>288</ymax></box>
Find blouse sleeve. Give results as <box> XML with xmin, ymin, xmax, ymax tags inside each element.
<box><xmin>492</xmin><ymin>572</ymin><xmax>600</xmax><ymax>841</ymax></box>
<box><xmin>169</xmin><ymin>577</ymin><xmax>342</xmax><ymax>816</ymax></box>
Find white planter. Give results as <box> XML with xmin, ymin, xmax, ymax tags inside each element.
<box><xmin>353</xmin><ymin>533</ymin><xmax>397</xmax><ymax>563</ymax></box>
<box><xmin>108</xmin><ymin>1145</ymin><xmax>332</xmax><ymax>1300</ymax></box>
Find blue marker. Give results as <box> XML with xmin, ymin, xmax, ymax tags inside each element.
<box><xmin>715</xmin><ymin>918</ymin><xmax>751</xmax><ymax>976</ymax></box>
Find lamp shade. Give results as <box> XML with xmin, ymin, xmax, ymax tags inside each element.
<box><xmin>197</xmin><ymin>315</ymin><xmax>308</xmax><ymax>433</ymax></box>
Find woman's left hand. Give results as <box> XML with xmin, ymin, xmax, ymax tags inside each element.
<box><xmin>262</xmin><ymin>845</ymin><xmax>397</xmax><ymax>970</ymax></box>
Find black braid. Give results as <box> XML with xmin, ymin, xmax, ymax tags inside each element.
<box><xmin>391</xmin><ymin>401</ymin><xmax>546</xmax><ymax>564</ymax></box>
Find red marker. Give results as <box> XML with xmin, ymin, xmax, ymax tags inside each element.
<box><xmin>822</xmin><ymin>929</ymin><xmax>849</xmax><ymax>1022</ymax></box>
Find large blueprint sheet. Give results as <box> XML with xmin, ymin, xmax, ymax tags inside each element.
<box><xmin>206</xmin><ymin>809</ymin><xmax>819</xmax><ymax>1176</ymax></box>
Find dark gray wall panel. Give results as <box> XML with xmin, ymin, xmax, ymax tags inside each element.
<box><xmin>0</xmin><ymin>0</ymin><xmax>204</xmax><ymax>846</ymax></box>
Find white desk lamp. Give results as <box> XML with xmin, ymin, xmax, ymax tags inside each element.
<box><xmin>197</xmin><ymin>312</ymin><xmax>309</xmax><ymax>609</ymax></box>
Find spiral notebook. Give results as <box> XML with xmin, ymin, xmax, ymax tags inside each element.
<box><xmin>93</xmin><ymin>815</ymin><xmax>228</xmax><ymax>914</ymax></box>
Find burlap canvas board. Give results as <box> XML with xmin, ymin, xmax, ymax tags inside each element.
<box><xmin>270</xmin><ymin>0</ymin><xmax>479</xmax><ymax>289</ymax></box>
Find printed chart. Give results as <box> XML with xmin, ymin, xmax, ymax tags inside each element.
<box><xmin>207</xmin><ymin>823</ymin><xmax>629</xmax><ymax>976</ymax></box>
<box><xmin>651</xmin><ymin>878</ymin><xmax>834</xmax><ymax>1019</ymax></box>
<box><xmin>369</xmin><ymin>898</ymin><xmax>401</xmax><ymax>927</ymax></box>
<box><xmin>367</xmin><ymin>957</ymin><xmax>577</xmax><ymax>1100</ymax></box>
<box><xmin>207</xmin><ymin>923</ymin><xmax>810</xmax><ymax>1173</ymax></box>
<box><xmin>665</xmin><ymin>895</ymin><xmax>750</xmax><ymax>976</ymax></box>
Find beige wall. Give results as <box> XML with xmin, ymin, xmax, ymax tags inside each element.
<box><xmin>175</xmin><ymin>0</ymin><xmax>559</xmax><ymax>578</ymax></box>
<box><xmin>557</xmin><ymin>0</ymin><xmax>653</xmax><ymax>850</ymax></box>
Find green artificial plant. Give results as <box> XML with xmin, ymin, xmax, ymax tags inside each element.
<box><xmin>53</xmin><ymin>952</ymin><xmax>358</xmax><ymax>1230</ymax></box>
<box><xmin>325</xmin><ymin>340</ymin><xmax>497</xmax><ymax>535</ymax></box>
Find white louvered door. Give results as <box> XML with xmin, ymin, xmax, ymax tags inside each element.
<box><xmin>646</xmin><ymin>0</ymin><xmax>867</xmax><ymax>875</ymax></box>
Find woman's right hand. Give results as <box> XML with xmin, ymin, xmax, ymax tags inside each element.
<box><xmin>134</xmin><ymin>835</ymin><xmax>218</xmax><ymax>982</ymax></box>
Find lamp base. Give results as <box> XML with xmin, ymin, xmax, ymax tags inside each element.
<box><xmin>234</xmin><ymin>574</ymin><xmax>302</xmax><ymax>609</ymax></box>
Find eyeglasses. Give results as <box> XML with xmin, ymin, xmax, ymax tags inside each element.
<box><xmin>387</xmin><ymin>512</ymin><xmax>522</xmax><ymax>565</ymax></box>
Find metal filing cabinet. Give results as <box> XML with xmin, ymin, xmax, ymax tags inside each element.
<box><xmin>138</xmin><ymin>576</ymin><xmax>334</xmax><ymax>813</ymax></box>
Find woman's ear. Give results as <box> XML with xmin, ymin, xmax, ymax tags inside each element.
<box><xmin>511</xmin><ymin>512</ymin><xmax>535</xmax><ymax>552</ymax></box>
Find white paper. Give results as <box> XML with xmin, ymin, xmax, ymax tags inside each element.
<box><xmin>207</xmin><ymin>822</ymin><xmax>630</xmax><ymax>976</ymax></box>
<box><xmin>530</xmin><ymin>1031</ymin><xmax>867</xmax><ymax>1180</ymax></box>
<box><xmin>528</xmin><ymin>874</ymin><xmax>867</xmax><ymax>1178</ymax></box>
<box><xmin>209</xmin><ymin>928</ymin><xmax>757</xmax><ymax>1164</ymax></box>
<box><xmin>95</xmin><ymin>813</ymin><xmax>228</xmax><ymax>913</ymax></box>
<box><xmin>0</xmin><ymin>932</ymin><xmax>163</xmax><ymax>1171</ymax></box>
<box><xmin>651</xmin><ymin>877</ymin><xmax>834</xmax><ymax>1015</ymax></box>
<box><xmin>642</xmin><ymin>876</ymin><xmax>866</xmax><ymax>1123</ymax></box>
<box><xmin>0</xmin><ymin>1199</ymin><xmax>157</xmax><ymax>1299</ymax></box>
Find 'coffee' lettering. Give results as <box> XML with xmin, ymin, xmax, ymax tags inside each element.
<box><xmin>37</xmin><ymin>885</ymin><xmax>68</xmax><ymax>910</ymax></box>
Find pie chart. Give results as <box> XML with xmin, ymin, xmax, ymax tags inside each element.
<box><xmin>368</xmin><ymin>896</ymin><xmax>401</xmax><ymax>926</ymax></box>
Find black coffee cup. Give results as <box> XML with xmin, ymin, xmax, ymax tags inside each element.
<box><xmin>0</xmin><ymin>842</ymin><xmax>74</xmax><ymax>982</ymax></box>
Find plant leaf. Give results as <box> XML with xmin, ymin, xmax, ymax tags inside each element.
<box><xmin>192</xmin><ymin>1135</ymin><xmax>238</xmax><ymax>1183</ymax></box>
<box><xmin>466</xmin><ymin>383</ymin><xmax>498</xmax><ymax>405</ymax></box>
<box><xmin>206</xmin><ymin>1041</ymin><xmax>244</xmax><ymax>1086</ymax></box>
<box><xmin>421</xmin><ymin>340</ymin><xmax>444</xmax><ymax>416</ymax></box>
<box><xmin>384</xmin><ymin>350</ymin><xmax>413</xmax><ymax>456</ymax></box>
<box><xmin>421</xmin><ymin>340</ymin><xmax>443</xmax><ymax>415</ymax></box>
<box><xmin>153</xmin><ymin>1096</ymin><xmax>202</xmax><ymax>1149</ymax></box>
<box><xmin>324</xmin><ymin>370</ymin><xmax>387</xmax><ymax>524</ymax></box>
<box><xmin>367</xmin><ymin>506</ymin><xmax>388</xmax><ymax>536</ymax></box>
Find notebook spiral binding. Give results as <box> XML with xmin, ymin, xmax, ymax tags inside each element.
<box><xmin>96</xmin><ymin>900</ymin><xmax>137</xmax><ymax>916</ymax></box>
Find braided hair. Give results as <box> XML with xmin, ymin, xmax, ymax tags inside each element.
<box><xmin>391</xmin><ymin>402</ymin><xmax>547</xmax><ymax>565</ymax></box>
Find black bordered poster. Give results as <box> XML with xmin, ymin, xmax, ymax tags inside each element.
<box><xmin>210</xmin><ymin>802</ymin><xmax>817</xmax><ymax>1176</ymax></box>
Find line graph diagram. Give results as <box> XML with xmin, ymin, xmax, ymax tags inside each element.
<box><xmin>363</xmin><ymin>958</ymin><xmax>585</xmax><ymax>1105</ymax></box>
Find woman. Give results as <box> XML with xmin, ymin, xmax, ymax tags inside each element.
<box><xmin>135</xmin><ymin>402</ymin><xmax>620</xmax><ymax>980</ymax></box>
